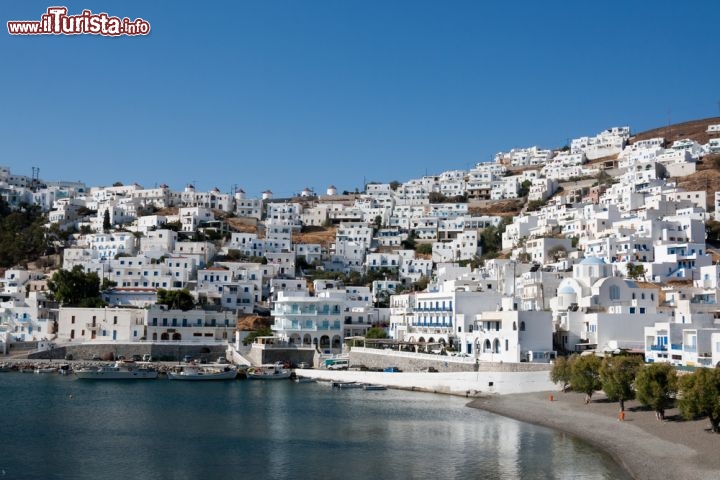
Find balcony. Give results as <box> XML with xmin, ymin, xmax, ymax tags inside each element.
<box><xmin>649</xmin><ymin>345</ymin><xmax>667</xmax><ymax>351</ymax></box>
<box><xmin>670</xmin><ymin>343</ymin><xmax>683</xmax><ymax>350</ymax></box>
<box><xmin>684</xmin><ymin>345</ymin><xmax>697</xmax><ymax>353</ymax></box>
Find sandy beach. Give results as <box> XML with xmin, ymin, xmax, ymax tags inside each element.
<box><xmin>469</xmin><ymin>390</ymin><xmax>720</xmax><ymax>480</ymax></box>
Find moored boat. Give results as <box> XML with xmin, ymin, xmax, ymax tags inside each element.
<box><xmin>332</xmin><ymin>381</ymin><xmax>364</xmax><ymax>389</ymax></box>
<box><xmin>167</xmin><ymin>364</ymin><xmax>237</xmax><ymax>381</ymax></box>
<box><xmin>0</xmin><ymin>362</ymin><xmax>11</xmax><ymax>372</ymax></box>
<box><xmin>246</xmin><ymin>363</ymin><xmax>291</xmax><ymax>380</ymax></box>
<box><xmin>34</xmin><ymin>366</ymin><xmax>57</xmax><ymax>374</ymax></box>
<box><xmin>74</xmin><ymin>361</ymin><xmax>158</xmax><ymax>380</ymax></box>
<box><xmin>363</xmin><ymin>384</ymin><xmax>387</xmax><ymax>391</ymax></box>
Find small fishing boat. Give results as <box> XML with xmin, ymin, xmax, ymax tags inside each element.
<box><xmin>332</xmin><ymin>381</ymin><xmax>364</xmax><ymax>389</ymax></box>
<box><xmin>34</xmin><ymin>366</ymin><xmax>57</xmax><ymax>374</ymax></box>
<box><xmin>363</xmin><ymin>384</ymin><xmax>387</xmax><ymax>391</ymax></box>
<box><xmin>75</xmin><ymin>360</ymin><xmax>158</xmax><ymax>380</ymax></box>
<box><xmin>246</xmin><ymin>363</ymin><xmax>291</xmax><ymax>380</ymax></box>
<box><xmin>167</xmin><ymin>364</ymin><xmax>237</xmax><ymax>381</ymax></box>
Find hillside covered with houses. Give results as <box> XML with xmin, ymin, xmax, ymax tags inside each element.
<box><xmin>3</xmin><ymin>117</ymin><xmax>720</xmax><ymax>368</ymax></box>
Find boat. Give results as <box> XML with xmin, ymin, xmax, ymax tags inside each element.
<box><xmin>246</xmin><ymin>363</ymin><xmax>291</xmax><ymax>380</ymax></box>
<box><xmin>34</xmin><ymin>366</ymin><xmax>57</xmax><ymax>374</ymax></box>
<box><xmin>0</xmin><ymin>363</ymin><xmax>12</xmax><ymax>372</ymax></box>
<box><xmin>363</xmin><ymin>384</ymin><xmax>387</xmax><ymax>391</ymax></box>
<box><xmin>332</xmin><ymin>381</ymin><xmax>364</xmax><ymax>389</ymax></box>
<box><xmin>74</xmin><ymin>361</ymin><xmax>158</xmax><ymax>380</ymax></box>
<box><xmin>293</xmin><ymin>376</ymin><xmax>315</xmax><ymax>383</ymax></box>
<box><xmin>58</xmin><ymin>364</ymin><xmax>72</xmax><ymax>375</ymax></box>
<box><xmin>167</xmin><ymin>364</ymin><xmax>237</xmax><ymax>381</ymax></box>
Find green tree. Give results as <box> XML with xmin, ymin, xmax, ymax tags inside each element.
<box><xmin>570</xmin><ymin>354</ymin><xmax>602</xmax><ymax>404</ymax></box>
<box><xmin>635</xmin><ymin>362</ymin><xmax>678</xmax><ymax>420</ymax></box>
<box><xmin>678</xmin><ymin>367</ymin><xmax>720</xmax><ymax>433</ymax></box>
<box><xmin>550</xmin><ymin>355</ymin><xmax>575</xmax><ymax>392</ymax></box>
<box><xmin>416</xmin><ymin>243</ymin><xmax>433</xmax><ymax>255</ymax></box>
<box><xmin>626</xmin><ymin>262</ymin><xmax>646</xmax><ymax>280</ymax></box>
<box><xmin>47</xmin><ymin>265</ymin><xmax>104</xmax><ymax>307</ymax></box>
<box><xmin>600</xmin><ymin>355</ymin><xmax>643</xmax><ymax>412</ymax></box>
<box><xmin>242</xmin><ymin>326</ymin><xmax>273</xmax><ymax>346</ymax></box>
<box><xmin>0</xmin><ymin>199</ymin><xmax>49</xmax><ymax>268</ymax></box>
<box><xmin>156</xmin><ymin>288</ymin><xmax>195</xmax><ymax>311</ymax></box>
<box><xmin>365</xmin><ymin>327</ymin><xmax>387</xmax><ymax>339</ymax></box>
<box><xmin>518</xmin><ymin>179</ymin><xmax>532</xmax><ymax>198</ymax></box>
<box><xmin>374</xmin><ymin>215</ymin><xmax>382</xmax><ymax>230</ymax></box>
<box><xmin>103</xmin><ymin>209</ymin><xmax>111</xmax><ymax>232</ymax></box>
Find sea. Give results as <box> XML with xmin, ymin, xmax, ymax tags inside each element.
<box><xmin>0</xmin><ymin>372</ymin><xmax>630</xmax><ymax>480</ymax></box>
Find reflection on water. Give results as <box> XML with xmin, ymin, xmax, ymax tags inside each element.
<box><xmin>0</xmin><ymin>373</ymin><xmax>629</xmax><ymax>480</ymax></box>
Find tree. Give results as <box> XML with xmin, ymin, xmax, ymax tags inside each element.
<box><xmin>47</xmin><ymin>265</ymin><xmax>104</xmax><ymax>307</ymax></box>
<box><xmin>635</xmin><ymin>362</ymin><xmax>678</xmax><ymax>420</ymax></box>
<box><xmin>416</xmin><ymin>243</ymin><xmax>433</xmax><ymax>255</ymax></box>
<box><xmin>550</xmin><ymin>355</ymin><xmax>575</xmax><ymax>392</ymax></box>
<box><xmin>374</xmin><ymin>215</ymin><xmax>382</xmax><ymax>231</ymax></box>
<box><xmin>103</xmin><ymin>209</ymin><xmax>111</xmax><ymax>232</ymax></box>
<box><xmin>678</xmin><ymin>367</ymin><xmax>720</xmax><ymax>433</ymax></box>
<box><xmin>570</xmin><ymin>354</ymin><xmax>602</xmax><ymax>404</ymax></box>
<box><xmin>626</xmin><ymin>263</ymin><xmax>646</xmax><ymax>280</ymax></box>
<box><xmin>156</xmin><ymin>288</ymin><xmax>195</xmax><ymax>311</ymax></box>
<box><xmin>242</xmin><ymin>326</ymin><xmax>273</xmax><ymax>346</ymax></box>
<box><xmin>365</xmin><ymin>327</ymin><xmax>387</xmax><ymax>339</ymax></box>
<box><xmin>518</xmin><ymin>179</ymin><xmax>532</xmax><ymax>198</ymax></box>
<box><xmin>548</xmin><ymin>245</ymin><xmax>567</xmax><ymax>263</ymax></box>
<box><xmin>600</xmin><ymin>355</ymin><xmax>643</xmax><ymax>412</ymax></box>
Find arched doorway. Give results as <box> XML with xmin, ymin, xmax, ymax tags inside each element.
<box><xmin>493</xmin><ymin>339</ymin><xmax>501</xmax><ymax>354</ymax></box>
<box><xmin>320</xmin><ymin>335</ymin><xmax>330</xmax><ymax>349</ymax></box>
<box><xmin>331</xmin><ymin>335</ymin><xmax>341</xmax><ymax>349</ymax></box>
<box><xmin>484</xmin><ymin>339</ymin><xmax>491</xmax><ymax>352</ymax></box>
<box><xmin>152</xmin><ymin>332</ymin><xmax>157</xmax><ymax>341</ymax></box>
<box><xmin>172</xmin><ymin>333</ymin><xmax>181</xmax><ymax>341</ymax></box>
<box><xmin>303</xmin><ymin>334</ymin><xmax>312</xmax><ymax>346</ymax></box>
<box><xmin>161</xmin><ymin>332</ymin><xmax>169</xmax><ymax>341</ymax></box>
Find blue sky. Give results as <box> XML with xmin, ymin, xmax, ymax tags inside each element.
<box><xmin>2</xmin><ymin>1</ymin><xmax>719</xmax><ymax>198</ymax></box>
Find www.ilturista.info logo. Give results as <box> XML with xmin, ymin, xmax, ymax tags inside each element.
<box><xmin>7</xmin><ymin>7</ymin><xmax>150</xmax><ymax>36</ymax></box>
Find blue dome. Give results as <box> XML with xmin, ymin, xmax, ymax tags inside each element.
<box><xmin>558</xmin><ymin>285</ymin><xmax>576</xmax><ymax>294</ymax></box>
<box><xmin>580</xmin><ymin>256</ymin><xmax>606</xmax><ymax>265</ymax></box>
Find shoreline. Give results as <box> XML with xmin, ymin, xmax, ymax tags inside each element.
<box><xmin>468</xmin><ymin>391</ymin><xmax>720</xmax><ymax>480</ymax></box>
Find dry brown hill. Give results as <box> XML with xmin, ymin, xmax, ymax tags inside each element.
<box><xmin>294</xmin><ymin>226</ymin><xmax>337</xmax><ymax>247</ymax></box>
<box><xmin>630</xmin><ymin>116</ymin><xmax>720</xmax><ymax>146</ymax></box>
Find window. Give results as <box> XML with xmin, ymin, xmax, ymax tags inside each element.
<box><xmin>609</xmin><ymin>285</ymin><xmax>620</xmax><ymax>300</ymax></box>
<box><xmin>630</xmin><ymin>307</ymin><xmax>636</xmax><ymax>314</ymax></box>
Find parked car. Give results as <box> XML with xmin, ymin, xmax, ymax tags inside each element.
<box><xmin>142</xmin><ymin>354</ymin><xmax>153</xmax><ymax>362</ymax></box>
<box><xmin>183</xmin><ymin>355</ymin><xmax>193</xmax><ymax>363</ymax></box>
<box><xmin>420</xmin><ymin>367</ymin><xmax>438</xmax><ymax>373</ymax></box>
<box><xmin>384</xmin><ymin>366</ymin><xmax>401</xmax><ymax>373</ymax></box>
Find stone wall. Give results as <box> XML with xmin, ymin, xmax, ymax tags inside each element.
<box><xmin>246</xmin><ymin>345</ymin><xmax>317</xmax><ymax>366</ymax></box>
<box><xmin>348</xmin><ymin>347</ymin><xmax>552</xmax><ymax>373</ymax></box>
<box><xmin>29</xmin><ymin>343</ymin><xmax>228</xmax><ymax>362</ymax></box>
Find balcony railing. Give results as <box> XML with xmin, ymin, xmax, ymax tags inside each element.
<box><xmin>684</xmin><ymin>345</ymin><xmax>697</xmax><ymax>353</ymax></box>
<box><xmin>670</xmin><ymin>343</ymin><xmax>682</xmax><ymax>350</ymax></box>
<box><xmin>649</xmin><ymin>345</ymin><xmax>667</xmax><ymax>351</ymax></box>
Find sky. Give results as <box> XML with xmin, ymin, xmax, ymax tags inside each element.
<box><xmin>1</xmin><ymin>0</ymin><xmax>719</xmax><ymax>198</ymax></box>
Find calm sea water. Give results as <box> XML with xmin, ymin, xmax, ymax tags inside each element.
<box><xmin>0</xmin><ymin>372</ymin><xmax>629</xmax><ymax>480</ymax></box>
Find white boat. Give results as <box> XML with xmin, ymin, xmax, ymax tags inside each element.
<box><xmin>0</xmin><ymin>363</ymin><xmax>12</xmax><ymax>372</ymax></box>
<box><xmin>363</xmin><ymin>384</ymin><xmax>387</xmax><ymax>391</ymax></box>
<box><xmin>293</xmin><ymin>376</ymin><xmax>315</xmax><ymax>383</ymax></box>
<box><xmin>167</xmin><ymin>364</ymin><xmax>237</xmax><ymax>381</ymax></box>
<box><xmin>332</xmin><ymin>381</ymin><xmax>364</xmax><ymax>389</ymax></box>
<box><xmin>74</xmin><ymin>361</ymin><xmax>158</xmax><ymax>380</ymax></box>
<box><xmin>246</xmin><ymin>363</ymin><xmax>291</xmax><ymax>380</ymax></box>
<box><xmin>34</xmin><ymin>366</ymin><xmax>57</xmax><ymax>374</ymax></box>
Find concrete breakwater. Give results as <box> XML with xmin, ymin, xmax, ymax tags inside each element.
<box><xmin>0</xmin><ymin>359</ymin><xmax>241</xmax><ymax>376</ymax></box>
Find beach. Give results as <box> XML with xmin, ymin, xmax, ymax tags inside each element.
<box><xmin>469</xmin><ymin>391</ymin><xmax>720</xmax><ymax>480</ymax></box>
